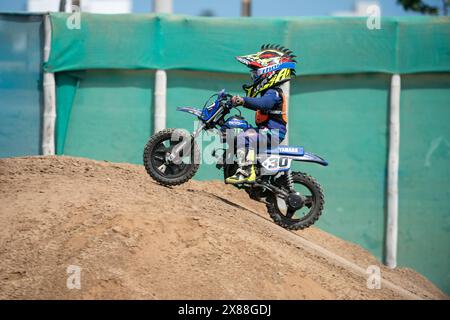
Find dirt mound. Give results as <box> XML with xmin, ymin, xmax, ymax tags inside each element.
<box><xmin>0</xmin><ymin>156</ymin><xmax>446</xmax><ymax>299</ymax></box>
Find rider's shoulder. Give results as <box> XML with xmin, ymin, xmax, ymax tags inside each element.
<box><xmin>265</xmin><ymin>87</ymin><xmax>283</xmax><ymax>95</ymax></box>
<box><xmin>263</xmin><ymin>87</ymin><xmax>283</xmax><ymax>99</ymax></box>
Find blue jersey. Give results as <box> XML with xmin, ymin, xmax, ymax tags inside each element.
<box><xmin>243</xmin><ymin>88</ymin><xmax>287</xmax><ymax>139</ymax></box>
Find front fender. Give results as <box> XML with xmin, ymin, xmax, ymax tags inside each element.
<box><xmin>290</xmin><ymin>152</ymin><xmax>328</xmax><ymax>166</ymax></box>
<box><xmin>176</xmin><ymin>106</ymin><xmax>202</xmax><ymax>118</ymax></box>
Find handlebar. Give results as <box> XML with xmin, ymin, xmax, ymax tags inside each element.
<box><xmin>218</xmin><ymin>92</ymin><xmax>234</xmax><ymax>109</ymax></box>
<box><xmin>199</xmin><ymin>90</ymin><xmax>243</xmax><ymax>128</ymax></box>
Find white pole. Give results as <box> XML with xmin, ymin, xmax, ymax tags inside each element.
<box><xmin>385</xmin><ymin>74</ymin><xmax>401</xmax><ymax>269</ymax></box>
<box><xmin>280</xmin><ymin>81</ymin><xmax>290</xmax><ymax>145</ymax></box>
<box><xmin>42</xmin><ymin>14</ymin><xmax>56</xmax><ymax>155</ymax></box>
<box><xmin>152</xmin><ymin>0</ymin><xmax>171</xmax><ymax>133</ymax></box>
<box><xmin>154</xmin><ymin>70</ymin><xmax>167</xmax><ymax>133</ymax></box>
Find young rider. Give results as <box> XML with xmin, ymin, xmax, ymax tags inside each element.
<box><xmin>225</xmin><ymin>44</ymin><xmax>297</xmax><ymax>185</ymax></box>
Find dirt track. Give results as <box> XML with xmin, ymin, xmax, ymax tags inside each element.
<box><xmin>0</xmin><ymin>156</ymin><xmax>446</xmax><ymax>299</ymax></box>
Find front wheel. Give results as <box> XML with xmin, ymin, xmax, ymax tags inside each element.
<box><xmin>143</xmin><ymin>128</ymin><xmax>200</xmax><ymax>186</ymax></box>
<box><xmin>267</xmin><ymin>172</ymin><xmax>324</xmax><ymax>230</ymax></box>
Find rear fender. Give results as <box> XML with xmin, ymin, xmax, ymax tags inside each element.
<box><xmin>290</xmin><ymin>152</ymin><xmax>328</xmax><ymax>166</ymax></box>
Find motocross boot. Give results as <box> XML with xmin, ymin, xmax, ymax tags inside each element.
<box><xmin>225</xmin><ymin>149</ymin><xmax>256</xmax><ymax>185</ymax></box>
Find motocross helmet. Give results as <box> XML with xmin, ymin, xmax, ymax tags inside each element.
<box><xmin>236</xmin><ymin>44</ymin><xmax>297</xmax><ymax>97</ymax></box>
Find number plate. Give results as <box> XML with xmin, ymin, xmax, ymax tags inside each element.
<box><xmin>261</xmin><ymin>155</ymin><xmax>291</xmax><ymax>172</ymax></box>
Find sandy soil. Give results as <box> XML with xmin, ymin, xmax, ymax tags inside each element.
<box><xmin>0</xmin><ymin>156</ymin><xmax>446</xmax><ymax>300</ymax></box>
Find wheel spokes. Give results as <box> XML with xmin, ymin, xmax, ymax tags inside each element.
<box><xmin>153</xmin><ymin>155</ymin><xmax>165</xmax><ymax>161</ymax></box>
<box><xmin>154</xmin><ymin>144</ymin><xmax>169</xmax><ymax>154</ymax></box>
<box><xmin>286</xmin><ymin>208</ymin><xmax>296</xmax><ymax>219</ymax></box>
<box><xmin>152</xmin><ymin>138</ymin><xmax>191</xmax><ymax>178</ymax></box>
<box><xmin>304</xmin><ymin>195</ymin><xmax>314</xmax><ymax>208</ymax></box>
<box><xmin>169</xmin><ymin>164</ymin><xmax>180</xmax><ymax>174</ymax></box>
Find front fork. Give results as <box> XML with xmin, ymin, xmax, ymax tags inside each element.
<box><xmin>167</xmin><ymin>123</ymin><xmax>205</xmax><ymax>162</ymax></box>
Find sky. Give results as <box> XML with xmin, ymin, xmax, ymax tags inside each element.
<box><xmin>0</xmin><ymin>0</ymin><xmax>446</xmax><ymax>16</ymax></box>
<box><xmin>165</xmin><ymin>0</ymin><xmax>432</xmax><ymax>16</ymax></box>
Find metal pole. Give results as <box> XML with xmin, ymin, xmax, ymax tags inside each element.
<box><xmin>59</xmin><ymin>0</ymin><xmax>67</xmax><ymax>12</ymax></box>
<box><xmin>385</xmin><ymin>74</ymin><xmax>401</xmax><ymax>269</ymax></box>
<box><xmin>241</xmin><ymin>0</ymin><xmax>251</xmax><ymax>17</ymax></box>
<box><xmin>42</xmin><ymin>14</ymin><xmax>56</xmax><ymax>155</ymax></box>
<box><xmin>154</xmin><ymin>70</ymin><xmax>167</xmax><ymax>133</ymax></box>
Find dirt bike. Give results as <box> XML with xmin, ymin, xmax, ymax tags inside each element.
<box><xmin>143</xmin><ymin>90</ymin><xmax>328</xmax><ymax>230</ymax></box>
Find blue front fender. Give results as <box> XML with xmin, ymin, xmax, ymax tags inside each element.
<box><xmin>291</xmin><ymin>152</ymin><xmax>328</xmax><ymax>166</ymax></box>
<box><xmin>176</xmin><ymin>106</ymin><xmax>202</xmax><ymax>118</ymax></box>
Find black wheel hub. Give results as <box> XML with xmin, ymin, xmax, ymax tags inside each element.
<box><xmin>286</xmin><ymin>192</ymin><xmax>304</xmax><ymax>210</ymax></box>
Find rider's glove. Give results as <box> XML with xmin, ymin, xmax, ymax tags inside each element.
<box><xmin>231</xmin><ymin>95</ymin><xmax>244</xmax><ymax>106</ymax></box>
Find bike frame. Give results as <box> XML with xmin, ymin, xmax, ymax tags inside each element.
<box><xmin>172</xmin><ymin>89</ymin><xmax>328</xmax><ymax>169</ymax></box>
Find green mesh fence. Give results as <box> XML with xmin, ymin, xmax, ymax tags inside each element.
<box><xmin>58</xmin><ymin>70</ymin><xmax>154</xmax><ymax>164</ymax></box>
<box><xmin>45</xmin><ymin>14</ymin><xmax>450</xmax><ymax>75</ymax></box>
<box><xmin>0</xmin><ymin>13</ymin><xmax>43</xmax><ymax>157</ymax></box>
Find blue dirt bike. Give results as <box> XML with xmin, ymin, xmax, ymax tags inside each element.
<box><xmin>143</xmin><ymin>90</ymin><xmax>328</xmax><ymax>230</ymax></box>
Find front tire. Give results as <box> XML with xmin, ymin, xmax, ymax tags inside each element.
<box><xmin>143</xmin><ymin>128</ymin><xmax>200</xmax><ymax>186</ymax></box>
<box><xmin>267</xmin><ymin>172</ymin><xmax>324</xmax><ymax>230</ymax></box>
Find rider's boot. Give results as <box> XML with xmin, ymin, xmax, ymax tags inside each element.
<box><xmin>225</xmin><ymin>149</ymin><xmax>256</xmax><ymax>185</ymax></box>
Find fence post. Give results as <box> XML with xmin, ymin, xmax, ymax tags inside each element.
<box><xmin>42</xmin><ymin>14</ymin><xmax>56</xmax><ymax>155</ymax></box>
<box><xmin>154</xmin><ymin>70</ymin><xmax>167</xmax><ymax>133</ymax></box>
<box><xmin>385</xmin><ymin>74</ymin><xmax>401</xmax><ymax>269</ymax></box>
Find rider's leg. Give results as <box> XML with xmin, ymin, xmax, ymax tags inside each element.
<box><xmin>224</xmin><ymin>128</ymin><xmax>284</xmax><ymax>184</ymax></box>
<box><xmin>258</xmin><ymin>127</ymin><xmax>281</xmax><ymax>151</ymax></box>
<box><xmin>225</xmin><ymin>129</ymin><xmax>261</xmax><ymax>184</ymax></box>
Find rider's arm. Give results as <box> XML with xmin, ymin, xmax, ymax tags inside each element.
<box><xmin>243</xmin><ymin>89</ymin><xmax>281</xmax><ymax>111</ymax></box>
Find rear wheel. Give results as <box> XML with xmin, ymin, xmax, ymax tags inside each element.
<box><xmin>267</xmin><ymin>172</ymin><xmax>324</xmax><ymax>230</ymax></box>
<box><xmin>143</xmin><ymin>129</ymin><xmax>200</xmax><ymax>186</ymax></box>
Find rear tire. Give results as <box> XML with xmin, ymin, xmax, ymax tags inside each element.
<box><xmin>267</xmin><ymin>172</ymin><xmax>324</xmax><ymax>230</ymax></box>
<box><xmin>143</xmin><ymin>129</ymin><xmax>200</xmax><ymax>186</ymax></box>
